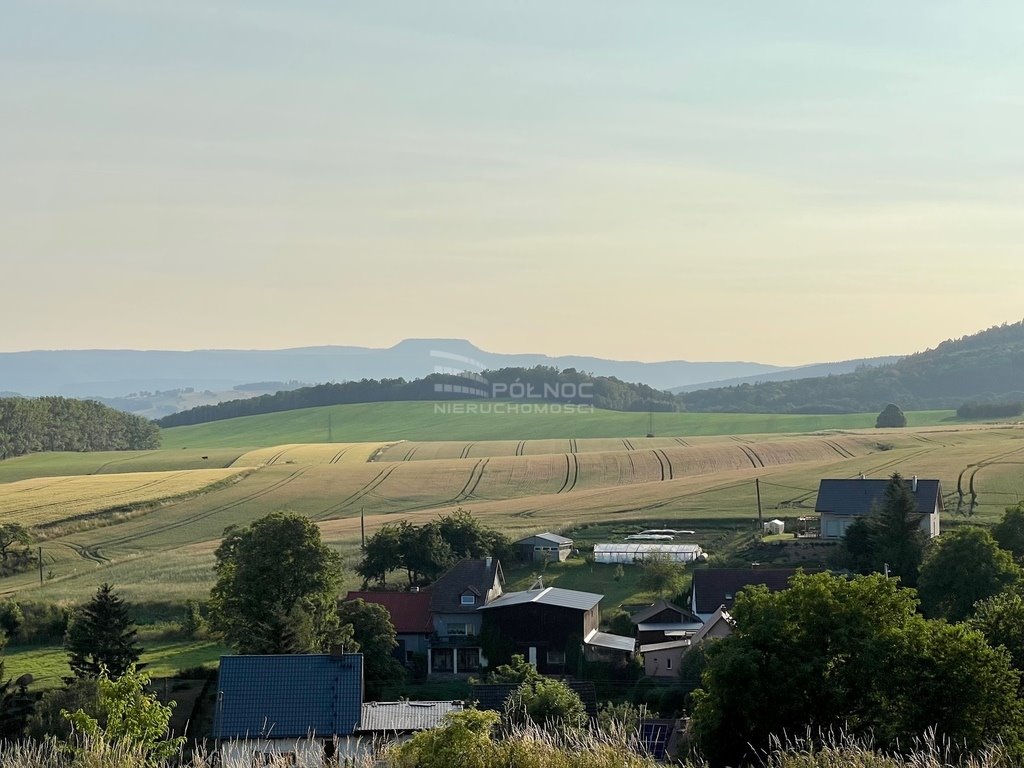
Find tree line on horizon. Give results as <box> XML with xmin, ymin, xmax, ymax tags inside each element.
<box><xmin>0</xmin><ymin>397</ymin><xmax>160</xmax><ymax>460</ymax></box>
<box><xmin>155</xmin><ymin>366</ymin><xmax>681</xmax><ymax>427</ymax></box>
<box><xmin>154</xmin><ymin>320</ymin><xmax>1024</xmax><ymax>427</ymax></box>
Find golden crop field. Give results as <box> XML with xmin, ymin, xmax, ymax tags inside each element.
<box><xmin>0</xmin><ymin>468</ymin><xmax>252</xmax><ymax>528</ymax></box>
<box><xmin>2</xmin><ymin>423</ymin><xmax>1022</xmax><ymax>604</ymax></box>
<box><xmin>233</xmin><ymin>442</ymin><xmax>392</xmax><ymax>467</ymax></box>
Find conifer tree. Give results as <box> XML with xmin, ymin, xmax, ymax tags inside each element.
<box><xmin>65</xmin><ymin>583</ymin><xmax>142</xmax><ymax>679</ymax></box>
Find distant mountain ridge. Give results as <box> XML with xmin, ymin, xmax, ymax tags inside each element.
<box><xmin>679</xmin><ymin>320</ymin><xmax>1024</xmax><ymax>413</ymax></box>
<box><xmin>670</xmin><ymin>356</ymin><xmax>904</xmax><ymax>393</ymax></box>
<box><xmin>0</xmin><ymin>340</ymin><xmax>786</xmax><ymax>400</ymax></box>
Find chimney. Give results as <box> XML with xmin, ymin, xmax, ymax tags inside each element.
<box><xmin>485</xmin><ymin>556</ymin><xmax>492</xmax><ymax>570</ymax></box>
<box><xmin>859</xmin><ymin>472</ymin><xmax>865</xmax><ymax>479</ymax></box>
<box><xmin>912</xmin><ymin>475</ymin><xmax>918</xmax><ymax>492</ymax></box>
<box><xmin>330</xmin><ymin>644</ymin><xmax>347</xmax><ymax>658</ymax></box>
<box><xmin>410</xmin><ymin>586</ymin><xmax>419</xmax><ymax>593</ymax></box>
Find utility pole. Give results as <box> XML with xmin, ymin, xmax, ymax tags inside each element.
<box><xmin>38</xmin><ymin>546</ymin><xmax>43</xmax><ymax>586</ymax></box>
<box><xmin>360</xmin><ymin>507</ymin><xmax>365</xmax><ymax>550</ymax></box>
<box><xmin>755</xmin><ymin>478</ymin><xmax>763</xmax><ymax>532</ymax></box>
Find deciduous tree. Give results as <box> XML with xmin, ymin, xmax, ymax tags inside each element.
<box><xmin>209</xmin><ymin>512</ymin><xmax>344</xmax><ymax>654</ymax></box>
<box><xmin>875</xmin><ymin>403</ymin><xmax>907</xmax><ymax>428</ymax></box>
<box><xmin>690</xmin><ymin>572</ymin><xmax>1023</xmax><ymax>766</ymax></box>
<box><xmin>993</xmin><ymin>503</ymin><xmax>1024</xmax><ymax>561</ymax></box>
<box><xmin>918</xmin><ymin>528</ymin><xmax>1020</xmax><ymax>621</ymax></box>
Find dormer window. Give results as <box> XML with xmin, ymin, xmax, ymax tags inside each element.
<box><xmin>461</xmin><ymin>594</ymin><xmax>476</xmax><ymax>605</ymax></box>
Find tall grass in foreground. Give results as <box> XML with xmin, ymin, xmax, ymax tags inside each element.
<box><xmin>0</xmin><ymin>729</ymin><xmax>1019</xmax><ymax>768</ymax></box>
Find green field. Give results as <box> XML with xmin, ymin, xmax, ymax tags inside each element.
<box><xmin>160</xmin><ymin>401</ymin><xmax>961</xmax><ymax>449</ymax></box>
<box><xmin>3</xmin><ymin>639</ymin><xmax>228</xmax><ymax>690</ymax></box>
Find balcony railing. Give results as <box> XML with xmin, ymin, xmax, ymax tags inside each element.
<box><xmin>430</xmin><ymin>632</ymin><xmax>480</xmax><ymax>648</ymax></box>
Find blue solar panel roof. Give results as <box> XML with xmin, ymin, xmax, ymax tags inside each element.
<box><xmin>213</xmin><ymin>654</ymin><xmax>363</xmax><ymax>740</ymax></box>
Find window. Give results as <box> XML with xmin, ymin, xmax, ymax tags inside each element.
<box><xmin>447</xmin><ymin>623</ymin><xmax>476</xmax><ymax>637</ymax></box>
<box><xmin>461</xmin><ymin>594</ymin><xmax>476</xmax><ymax>605</ymax></box>
<box><xmin>666</xmin><ymin>657</ymin><xmax>673</xmax><ymax>670</ymax></box>
<box><xmin>546</xmin><ymin>649</ymin><xmax>566</xmax><ymax>666</ymax></box>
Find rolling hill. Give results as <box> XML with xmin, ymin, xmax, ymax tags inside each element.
<box><xmin>680</xmin><ymin>321</ymin><xmax>1024</xmax><ymax>413</ymax></box>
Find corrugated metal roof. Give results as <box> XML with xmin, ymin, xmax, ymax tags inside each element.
<box><xmin>478</xmin><ymin>586</ymin><xmax>602</xmax><ymax>611</ymax></box>
<box><xmin>518</xmin><ymin>532</ymin><xmax>573</xmax><ymax>546</ymax></box>
<box><xmin>639</xmin><ymin>639</ymin><xmax>690</xmax><ymax>653</ymax></box>
<box><xmin>815</xmin><ymin>478</ymin><xmax>942</xmax><ymax>516</ymax></box>
<box><xmin>358</xmin><ymin>701</ymin><xmax>463</xmax><ymax>733</ymax></box>
<box><xmin>584</xmin><ymin>630</ymin><xmax>636</xmax><ymax>653</ymax></box>
<box><xmin>636</xmin><ymin>622</ymin><xmax>703</xmax><ymax>633</ymax></box>
<box><xmin>213</xmin><ymin>654</ymin><xmax>363</xmax><ymax>740</ymax></box>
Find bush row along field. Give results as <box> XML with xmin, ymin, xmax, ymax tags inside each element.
<box><xmin>0</xmin><ymin>468</ymin><xmax>251</xmax><ymax>527</ymax></box>
<box><xmin>2</xmin><ymin>424</ymin><xmax>1022</xmax><ymax>605</ymax></box>
<box><xmin>158</xmin><ymin>401</ymin><xmax>962</xmax><ymax>448</ymax></box>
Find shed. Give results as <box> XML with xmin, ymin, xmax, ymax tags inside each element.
<box><xmin>763</xmin><ymin>519</ymin><xmax>785</xmax><ymax>535</ymax></box>
<box><xmin>516</xmin><ymin>532</ymin><xmax>573</xmax><ymax>563</ymax></box>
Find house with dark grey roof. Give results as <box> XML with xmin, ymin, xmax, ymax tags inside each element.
<box><xmin>479</xmin><ymin>585</ymin><xmax>633</xmax><ymax>673</ymax></box>
<box><xmin>816</xmin><ymin>476</ymin><xmax>942</xmax><ymax>539</ymax></box>
<box><xmin>213</xmin><ymin>653</ymin><xmax>364</xmax><ymax>759</ymax></box>
<box><xmin>428</xmin><ymin>558</ymin><xmax>504</xmax><ymax>675</ymax></box>
<box><xmin>516</xmin><ymin>532</ymin><xmax>573</xmax><ymax>562</ymax></box>
<box><xmin>345</xmin><ymin>590</ymin><xmax>433</xmax><ymax>666</ymax></box>
<box><xmin>690</xmin><ymin>568</ymin><xmax>816</xmax><ymax>621</ymax></box>
<box><xmin>639</xmin><ymin>606</ymin><xmax>733</xmax><ymax>678</ymax></box>
<box><xmin>630</xmin><ymin>599</ymin><xmax>704</xmax><ymax>646</ymax></box>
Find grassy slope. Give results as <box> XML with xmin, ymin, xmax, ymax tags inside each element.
<box><xmin>160</xmin><ymin>401</ymin><xmax>959</xmax><ymax>448</ymax></box>
<box><xmin>4</xmin><ymin>639</ymin><xmax>228</xmax><ymax>690</ymax></box>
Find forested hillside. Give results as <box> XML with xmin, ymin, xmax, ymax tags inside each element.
<box><xmin>157</xmin><ymin>367</ymin><xmax>680</xmax><ymax>427</ymax></box>
<box><xmin>681</xmin><ymin>321</ymin><xmax>1024</xmax><ymax>413</ymax></box>
<box><xmin>0</xmin><ymin>397</ymin><xmax>161</xmax><ymax>459</ymax></box>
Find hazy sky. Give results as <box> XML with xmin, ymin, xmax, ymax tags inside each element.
<box><xmin>4</xmin><ymin>1</ymin><xmax>1023</xmax><ymax>365</ymax></box>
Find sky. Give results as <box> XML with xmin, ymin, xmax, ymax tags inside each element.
<box><xmin>3</xmin><ymin>1</ymin><xmax>1023</xmax><ymax>365</ymax></box>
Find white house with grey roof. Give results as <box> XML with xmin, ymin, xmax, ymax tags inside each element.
<box><xmin>516</xmin><ymin>532</ymin><xmax>573</xmax><ymax>562</ymax></box>
<box><xmin>816</xmin><ymin>476</ymin><xmax>942</xmax><ymax>539</ymax></box>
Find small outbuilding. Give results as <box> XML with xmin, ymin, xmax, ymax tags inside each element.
<box><xmin>517</xmin><ymin>532</ymin><xmax>573</xmax><ymax>562</ymax></box>
<box><xmin>762</xmin><ymin>519</ymin><xmax>785</xmax><ymax>535</ymax></box>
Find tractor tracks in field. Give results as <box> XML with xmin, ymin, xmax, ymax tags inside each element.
<box><xmin>90</xmin><ymin>467</ymin><xmax>311</xmax><ymax>552</ymax></box>
<box><xmin>823</xmin><ymin>439</ymin><xmax>855</xmax><ymax>459</ymax></box>
<box><xmin>557</xmin><ymin>453</ymin><xmax>580</xmax><ymax>494</ymax></box>
<box><xmin>652</xmin><ymin>449</ymin><xmax>674</xmax><ymax>481</ymax></box>
<box><xmin>328</xmin><ymin>447</ymin><xmax>351</xmax><ymax>464</ymax></box>
<box><xmin>515</xmin><ymin>441</ymin><xmax>526</xmax><ymax>457</ymax></box>
<box><xmin>622</xmin><ymin>439</ymin><xmax>635</xmax><ymax>451</ymax></box>
<box><xmin>673</xmin><ymin>438</ymin><xmax>690</xmax><ymax>447</ymax></box>
<box><xmin>89</xmin><ymin>451</ymin><xmax>162</xmax><ymax>474</ymax></box>
<box><xmin>459</xmin><ymin>443</ymin><xmax>477</xmax><ymax>459</ymax></box>
<box><xmin>956</xmin><ymin>443</ymin><xmax>1024</xmax><ymax>512</ymax></box>
<box><xmin>737</xmin><ymin>445</ymin><xmax>764</xmax><ymax>469</ymax></box>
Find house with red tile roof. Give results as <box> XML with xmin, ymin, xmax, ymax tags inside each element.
<box><xmin>346</xmin><ymin>589</ymin><xmax>434</xmax><ymax>666</ymax></box>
